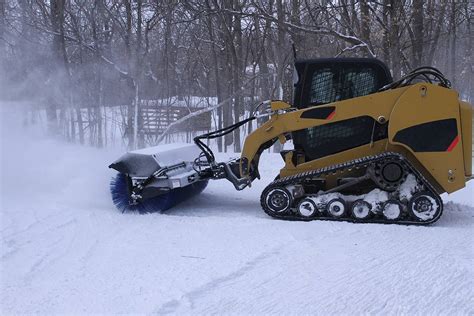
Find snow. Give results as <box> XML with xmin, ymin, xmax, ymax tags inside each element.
<box><xmin>398</xmin><ymin>173</ymin><xmax>419</xmax><ymax>201</ymax></box>
<box><xmin>364</xmin><ymin>188</ymin><xmax>390</xmax><ymax>212</ymax></box>
<box><xmin>1</xmin><ymin>112</ymin><xmax>473</xmax><ymax>314</ymax></box>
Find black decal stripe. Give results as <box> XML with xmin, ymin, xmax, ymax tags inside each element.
<box><xmin>300</xmin><ymin>106</ymin><xmax>336</xmax><ymax>120</ymax></box>
<box><xmin>393</xmin><ymin>119</ymin><xmax>458</xmax><ymax>152</ymax></box>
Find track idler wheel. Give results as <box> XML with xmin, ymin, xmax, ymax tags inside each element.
<box><xmin>382</xmin><ymin>200</ymin><xmax>403</xmax><ymax>220</ymax></box>
<box><xmin>408</xmin><ymin>191</ymin><xmax>442</xmax><ymax>222</ymax></box>
<box><xmin>350</xmin><ymin>199</ymin><xmax>372</xmax><ymax>220</ymax></box>
<box><xmin>297</xmin><ymin>198</ymin><xmax>318</xmax><ymax>218</ymax></box>
<box><xmin>262</xmin><ymin>187</ymin><xmax>293</xmax><ymax>215</ymax></box>
<box><xmin>326</xmin><ymin>198</ymin><xmax>346</xmax><ymax>218</ymax></box>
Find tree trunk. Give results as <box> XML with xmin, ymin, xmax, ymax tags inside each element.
<box><xmin>360</xmin><ymin>0</ymin><xmax>372</xmax><ymax>56</ymax></box>
<box><xmin>465</xmin><ymin>1</ymin><xmax>472</xmax><ymax>102</ymax></box>
<box><xmin>426</xmin><ymin>3</ymin><xmax>447</xmax><ymax>65</ymax></box>
<box><xmin>273</xmin><ymin>0</ymin><xmax>286</xmax><ymax>153</ymax></box>
<box><xmin>221</xmin><ymin>2</ymin><xmax>234</xmax><ymax>152</ymax></box>
<box><xmin>48</xmin><ymin>0</ymin><xmax>68</xmax><ymax>135</ymax></box>
<box><xmin>412</xmin><ymin>0</ymin><xmax>424</xmax><ymax>66</ymax></box>
<box><xmin>70</xmin><ymin>107</ymin><xmax>76</xmax><ymax>143</ymax></box>
<box><xmin>389</xmin><ymin>0</ymin><xmax>401</xmax><ymax>79</ymax></box>
<box><xmin>76</xmin><ymin>108</ymin><xmax>84</xmax><ymax>144</ymax></box>
<box><xmin>232</xmin><ymin>0</ymin><xmax>243</xmax><ymax>152</ymax></box>
<box><xmin>123</xmin><ymin>0</ymin><xmax>136</xmax><ymax>149</ymax></box>
<box><xmin>449</xmin><ymin>0</ymin><xmax>457</xmax><ymax>86</ymax></box>
<box><xmin>382</xmin><ymin>0</ymin><xmax>390</xmax><ymax>66</ymax></box>
<box><xmin>206</xmin><ymin>13</ymin><xmax>223</xmax><ymax>152</ymax></box>
<box><xmin>0</xmin><ymin>0</ymin><xmax>5</xmax><ymax>53</ymax></box>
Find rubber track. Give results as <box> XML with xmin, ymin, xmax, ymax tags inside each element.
<box><xmin>260</xmin><ymin>152</ymin><xmax>443</xmax><ymax>225</ymax></box>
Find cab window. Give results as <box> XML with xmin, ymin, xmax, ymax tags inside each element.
<box><xmin>309</xmin><ymin>67</ymin><xmax>379</xmax><ymax>105</ymax></box>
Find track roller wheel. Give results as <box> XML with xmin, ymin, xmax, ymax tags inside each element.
<box><xmin>351</xmin><ymin>199</ymin><xmax>372</xmax><ymax>220</ymax></box>
<box><xmin>382</xmin><ymin>200</ymin><xmax>403</xmax><ymax>220</ymax></box>
<box><xmin>326</xmin><ymin>198</ymin><xmax>346</xmax><ymax>218</ymax></box>
<box><xmin>297</xmin><ymin>198</ymin><xmax>318</xmax><ymax>218</ymax></box>
<box><xmin>262</xmin><ymin>187</ymin><xmax>293</xmax><ymax>215</ymax></box>
<box><xmin>408</xmin><ymin>191</ymin><xmax>442</xmax><ymax>222</ymax></box>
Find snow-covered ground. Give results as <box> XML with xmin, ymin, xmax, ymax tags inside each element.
<box><xmin>1</xmin><ymin>112</ymin><xmax>473</xmax><ymax>314</ymax></box>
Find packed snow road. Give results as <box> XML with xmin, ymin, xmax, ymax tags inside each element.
<box><xmin>1</xmin><ymin>124</ymin><xmax>473</xmax><ymax>314</ymax></box>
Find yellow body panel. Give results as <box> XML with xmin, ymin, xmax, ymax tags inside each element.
<box><xmin>242</xmin><ymin>88</ymin><xmax>407</xmax><ymax>167</ymax></box>
<box><xmin>241</xmin><ymin>84</ymin><xmax>472</xmax><ymax>194</ymax></box>
<box><xmin>388</xmin><ymin>84</ymin><xmax>466</xmax><ymax>193</ymax></box>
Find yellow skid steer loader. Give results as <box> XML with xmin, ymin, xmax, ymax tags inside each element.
<box><xmin>109</xmin><ymin>58</ymin><xmax>472</xmax><ymax>225</ymax></box>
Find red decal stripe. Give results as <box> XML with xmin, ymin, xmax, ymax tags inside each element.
<box><xmin>446</xmin><ymin>135</ymin><xmax>459</xmax><ymax>152</ymax></box>
<box><xmin>326</xmin><ymin>110</ymin><xmax>336</xmax><ymax>120</ymax></box>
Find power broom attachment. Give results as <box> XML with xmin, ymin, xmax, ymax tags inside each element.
<box><xmin>109</xmin><ymin>144</ymin><xmax>209</xmax><ymax>213</ymax></box>
<box><xmin>108</xmin><ymin>116</ymin><xmax>258</xmax><ymax>214</ymax></box>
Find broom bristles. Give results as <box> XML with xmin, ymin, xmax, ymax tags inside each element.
<box><xmin>110</xmin><ymin>173</ymin><xmax>208</xmax><ymax>213</ymax></box>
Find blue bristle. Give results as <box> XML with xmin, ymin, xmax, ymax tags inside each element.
<box><xmin>110</xmin><ymin>173</ymin><xmax>208</xmax><ymax>213</ymax></box>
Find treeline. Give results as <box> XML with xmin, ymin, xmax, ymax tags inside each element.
<box><xmin>0</xmin><ymin>0</ymin><xmax>472</xmax><ymax>150</ymax></box>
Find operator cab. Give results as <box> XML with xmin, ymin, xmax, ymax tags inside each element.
<box><xmin>291</xmin><ymin>58</ymin><xmax>393</xmax><ymax>162</ymax></box>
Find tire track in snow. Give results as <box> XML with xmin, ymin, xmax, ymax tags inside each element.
<box><xmin>1</xmin><ymin>217</ymin><xmax>77</xmax><ymax>260</ymax></box>
<box><xmin>152</xmin><ymin>215</ymin><xmax>473</xmax><ymax>315</ymax></box>
<box><xmin>1</xmin><ymin>209</ymin><xmax>67</xmax><ymax>241</ymax></box>
<box><xmin>154</xmin><ymin>245</ymin><xmax>285</xmax><ymax>314</ymax></box>
<box><xmin>22</xmin><ymin>219</ymin><xmax>78</xmax><ymax>284</ymax></box>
